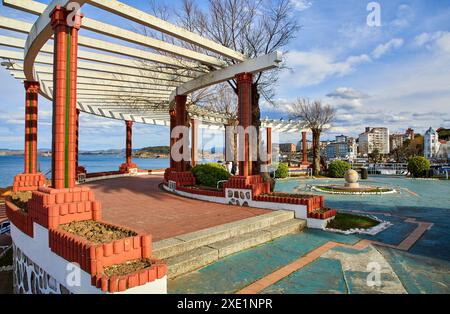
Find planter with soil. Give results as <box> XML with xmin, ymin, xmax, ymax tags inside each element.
<box><xmin>92</xmin><ymin>257</ymin><xmax>167</xmax><ymax>293</ymax></box>
<box><xmin>10</xmin><ymin>191</ymin><xmax>33</xmax><ymax>213</ymax></box>
<box><xmin>49</xmin><ymin>220</ymin><xmax>153</xmax><ymax>278</ymax></box>
<box><xmin>308</xmin><ymin>207</ymin><xmax>337</xmax><ymax>220</ymax></box>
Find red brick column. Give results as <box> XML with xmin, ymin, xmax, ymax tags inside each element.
<box><xmin>50</xmin><ymin>6</ymin><xmax>82</xmax><ymax>189</ymax></box>
<box><xmin>302</xmin><ymin>131</ymin><xmax>309</xmax><ymax>165</ymax></box>
<box><xmin>175</xmin><ymin>95</ymin><xmax>188</xmax><ymax>172</ymax></box>
<box><xmin>191</xmin><ymin>118</ymin><xmax>198</xmax><ymax>167</ymax></box>
<box><xmin>12</xmin><ymin>82</ymin><xmax>46</xmax><ymax>192</ymax></box>
<box><xmin>236</xmin><ymin>72</ymin><xmax>253</xmax><ymax>177</ymax></box>
<box><xmin>126</xmin><ymin>121</ymin><xmax>133</xmax><ymax>165</ymax></box>
<box><xmin>267</xmin><ymin>127</ymin><xmax>272</xmax><ymax>165</ymax></box>
<box><xmin>24</xmin><ymin>81</ymin><xmax>39</xmax><ymax>174</ymax></box>
<box><xmin>169</xmin><ymin>109</ymin><xmax>176</xmax><ymax>170</ymax></box>
<box><xmin>119</xmin><ymin>121</ymin><xmax>137</xmax><ymax>173</ymax></box>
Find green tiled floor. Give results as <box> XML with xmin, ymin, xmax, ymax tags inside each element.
<box><xmin>169</xmin><ymin>230</ymin><xmax>359</xmax><ymax>294</ymax></box>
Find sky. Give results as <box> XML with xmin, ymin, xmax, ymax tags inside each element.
<box><xmin>0</xmin><ymin>0</ymin><xmax>449</xmax><ymax>150</ymax></box>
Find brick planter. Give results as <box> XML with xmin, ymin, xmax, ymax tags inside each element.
<box><xmin>177</xmin><ymin>186</ymin><xmax>225</xmax><ymax>198</ymax></box>
<box><xmin>12</xmin><ymin>173</ymin><xmax>46</xmax><ymax>192</ymax></box>
<box><xmin>308</xmin><ymin>208</ymin><xmax>337</xmax><ymax>220</ymax></box>
<box><xmin>5</xmin><ymin>198</ymin><xmax>33</xmax><ymax>237</ymax></box>
<box><xmin>92</xmin><ymin>259</ymin><xmax>167</xmax><ymax>293</ymax></box>
<box><xmin>27</xmin><ymin>186</ymin><xmax>102</xmax><ymax>229</ymax></box>
<box><xmin>48</xmin><ymin>221</ymin><xmax>152</xmax><ymax>276</ymax></box>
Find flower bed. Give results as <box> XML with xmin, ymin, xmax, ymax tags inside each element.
<box><xmin>326</xmin><ymin>213</ymin><xmax>379</xmax><ymax>231</ymax></box>
<box><xmin>308</xmin><ymin>208</ymin><xmax>337</xmax><ymax>220</ymax></box>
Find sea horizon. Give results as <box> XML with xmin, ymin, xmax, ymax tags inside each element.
<box><xmin>0</xmin><ymin>155</ymin><xmax>170</xmax><ymax>187</ymax></box>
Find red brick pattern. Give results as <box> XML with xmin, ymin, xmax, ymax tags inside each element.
<box><xmin>191</xmin><ymin>119</ymin><xmax>199</xmax><ymax>167</ymax></box>
<box><xmin>302</xmin><ymin>131</ymin><xmax>309</xmax><ymax>165</ymax></box>
<box><xmin>177</xmin><ymin>186</ymin><xmax>225</xmax><ymax>198</ymax></box>
<box><xmin>308</xmin><ymin>208</ymin><xmax>337</xmax><ymax>220</ymax></box>
<box><xmin>12</xmin><ymin>173</ymin><xmax>46</xmax><ymax>193</ymax></box>
<box><xmin>119</xmin><ymin>121</ymin><xmax>137</xmax><ymax>173</ymax></box>
<box><xmin>236</xmin><ymin>72</ymin><xmax>253</xmax><ymax>176</ymax></box>
<box><xmin>175</xmin><ymin>95</ymin><xmax>188</xmax><ymax>172</ymax></box>
<box><xmin>169</xmin><ymin>109</ymin><xmax>176</xmax><ymax>169</ymax></box>
<box><xmin>24</xmin><ymin>81</ymin><xmax>39</xmax><ymax>175</ymax></box>
<box><xmin>5</xmin><ymin>199</ymin><xmax>34</xmax><ymax>237</ymax></box>
<box><xmin>92</xmin><ymin>258</ymin><xmax>167</xmax><ymax>293</ymax></box>
<box><xmin>266</xmin><ymin>128</ymin><xmax>272</xmax><ymax>165</ymax></box>
<box><xmin>48</xmin><ymin>223</ymin><xmax>151</xmax><ymax>275</ymax></box>
<box><xmin>165</xmin><ymin>170</ymin><xmax>196</xmax><ymax>187</ymax></box>
<box><xmin>50</xmin><ymin>6</ymin><xmax>82</xmax><ymax>189</ymax></box>
<box><xmin>224</xmin><ymin>175</ymin><xmax>270</xmax><ymax>196</ymax></box>
<box><xmin>27</xmin><ymin>186</ymin><xmax>102</xmax><ymax>229</ymax></box>
<box><xmin>88</xmin><ymin>175</ymin><xmax>269</xmax><ymax>241</ymax></box>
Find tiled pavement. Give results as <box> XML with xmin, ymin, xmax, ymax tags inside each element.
<box><xmin>87</xmin><ymin>175</ymin><xmax>269</xmax><ymax>241</ymax></box>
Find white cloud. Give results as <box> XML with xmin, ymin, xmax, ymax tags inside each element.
<box><xmin>372</xmin><ymin>38</ymin><xmax>404</xmax><ymax>59</ymax></box>
<box><xmin>326</xmin><ymin>87</ymin><xmax>368</xmax><ymax>100</ymax></box>
<box><xmin>282</xmin><ymin>51</ymin><xmax>371</xmax><ymax>87</ymax></box>
<box><xmin>391</xmin><ymin>4</ymin><xmax>415</xmax><ymax>28</ymax></box>
<box><xmin>290</xmin><ymin>0</ymin><xmax>312</xmax><ymax>11</ymax></box>
<box><xmin>415</xmin><ymin>31</ymin><xmax>450</xmax><ymax>54</ymax></box>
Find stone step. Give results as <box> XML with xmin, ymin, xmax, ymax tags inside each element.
<box><xmin>153</xmin><ymin>210</ymin><xmax>295</xmax><ymax>260</ymax></box>
<box><xmin>165</xmin><ymin>218</ymin><xmax>306</xmax><ymax>278</ymax></box>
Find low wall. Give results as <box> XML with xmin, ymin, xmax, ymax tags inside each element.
<box><xmin>84</xmin><ymin>170</ymin><xmax>165</xmax><ymax>183</ymax></box>
<box><xmin>164</xmin><ymin>183</ymin><xmax>332</xmax><ymax>229</ymax></box>
<box><xmin>6</xmin><ymin>184</ymin><xmax>167</xmax><ymax>294</ymax></box>
<box><xmin>11</xmin><ymin>222</ymin><xmax>166</xmax><ymax>294</ymax></box>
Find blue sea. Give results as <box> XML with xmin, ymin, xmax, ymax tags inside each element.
<box><xmin>0</xmin><ymin>155</ymin><xmax>169</xmax><ymax>187</ymax></box>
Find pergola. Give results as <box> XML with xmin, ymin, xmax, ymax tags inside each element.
<box><xmin>0</xmin><ymin>0</ymin><xmax>310</xmax><ymax>191</ymax></box>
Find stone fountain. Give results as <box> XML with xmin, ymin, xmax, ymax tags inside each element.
<box><xmin>311</xmin><ymin>169</ymin><xmax>396</xmax><ymax>195</ymax></box>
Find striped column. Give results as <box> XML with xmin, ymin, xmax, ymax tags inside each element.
<box><xmin>24</xmin><ymin>81</ymin><xmax>39</xmax><ymax>174</ymax></box>
<box><xmin>169</xmin><ymin>109</ymin><xmax>176</xmax><ymax>169</ymax></box>
<box><xmin>50</xmin><ymin>6</ymin><xmax>82</xmax><ymax>189</ymax></box>
<box><xmin>175</xmin><ymin>95</ymin><xmax>188</xmax><ymax>172</ymax></box>
<box><xmin>125</xmin><ymin>120</ymin><xmax>133</xmax><ymax>165</ymax></box>
<box><xmin>191</xmin><ymin>118</ymin><xmax>198</xmax><ymax>167</ymax></box>
<box><xmin>236</xmin><ymin>72</ymin><xmax>253</xmax><ymax>177</ymax></box>
<box><xmin>75</xmin><ymin>108</ymin><xmax>80</xmax><ymax>173</ymax></box>
<box><xmin>267</xmin><ymin>127</ymin><xmax>272</xmax><ymax>165</ymax></box>
<box><xmin>302</xmin><ymin>131</ymin><xmax>309</xmax><ymax>165</ymax></box>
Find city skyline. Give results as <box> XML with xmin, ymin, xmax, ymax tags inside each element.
<box><xmin>0</xmin><ymin>0</ymin><xmax>449</xmax><ymax>150</ymax></box>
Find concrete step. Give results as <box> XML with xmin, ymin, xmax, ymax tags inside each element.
<box><xmin>165</xmin><ymin>218</ymin><xmax>306</xmax><ymax>278</ymax></box>
<box><xmin>153</xmin><ymin>210</ymin><xmax>295</xmax><ymax>260</ymax></box>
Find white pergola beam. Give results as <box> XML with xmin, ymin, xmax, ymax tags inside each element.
<box><xmin>170</xmin><ymin>51</ymin><xmax>283</xmax><ymax>101</ymax></box>
<box><xmin>0</xmin><ymin>15</ymin><xmax>206</xmax><ymax>70</ymax></box>
<box><xmin>88</xmin><ymin>0</ymin><xmax>245</xmax><ymax>62</ymax></box>
<box><xmin>3</xmin><ymin>0</ymin><xmax>226</xmax><ymax>67</ymax></box>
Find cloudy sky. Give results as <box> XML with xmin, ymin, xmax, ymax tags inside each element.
<box><xmin>0</xmin><ymin>0</ymin><xmax>449</xmax><ymax>150</ymax></box>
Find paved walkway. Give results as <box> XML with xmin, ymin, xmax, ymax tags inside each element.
<box><xmin>87</xmin><ymin>175</ymin><xmax>269</xmax><ymax>241</ymax></box>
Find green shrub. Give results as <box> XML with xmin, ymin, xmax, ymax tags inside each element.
<box><xmin>328</xmin><ymin>160</ymin><xmax>351</xmax><ymax>178</ymax></box>
<box><xmin>275</xmin><ymin>163</ymin><xmax>289</xmax><ymax>179</ymax></box>
<box><xmin>408</xmin><ymin>156</ymin><xmax>430</xmax><ymax>178</ymax></box>
<box><xmin>191</xmin><ymin>163</ymin><xmax>231</xmax><ymax>188</ymax></box>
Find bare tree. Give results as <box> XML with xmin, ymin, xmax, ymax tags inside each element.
<box><xmin>177</xmin><ymin>0</ymin><xmax>300</xmax><ymax>173</ymax></box>
<box><xmin>289</xmin><ymin>99</ymin><xmax>336</xmax><ymax>176</ymax></box>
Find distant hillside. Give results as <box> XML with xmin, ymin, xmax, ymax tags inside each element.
<box><xmin>138</xmin><ymin>146</ymin><xmax>170</xmax><ymax>154</ymax></box>
<box><xmin>134</xmin><ymin>146</ymin><xmax>170</xmax><ymax>158</ymax></box>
